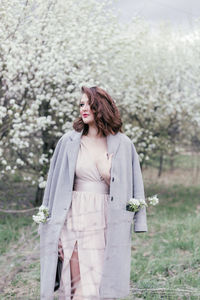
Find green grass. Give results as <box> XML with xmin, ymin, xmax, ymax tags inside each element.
<box><xmin>0</xmin><ymin>214</ymin><xmax>32</xmax><ymax>254</ymax></box>
<box><xmin>1</xmin><ymin>177</ymin><xmax>200</xmax><ymax>299</ymax></box>
<box><xmin>145</xmin><ymin>153</ymin><xmax>199</xmax><ymax>171</ymax></box>
<box><xmin>0</xmin><ymin>172</ymin><xmax>37</xmax><ymax>254</ymax></box>
<box><xmin>125</xmin><ymin>183</ymin><xmax>200</xmax><ymax>299</ymax></box>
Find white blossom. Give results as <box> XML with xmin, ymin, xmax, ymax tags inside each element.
<box><xmin>16</xmin><ymin>158</ymin><xmax>25</xmax><ymax>166</ymax></box>
<box><xmin>39</xmin><ymin>180</ymin><xmax>47</xmax><ymax>189</ymax></box>
<box><xmin>129</xmin><ymin>198</ymin><xmax>140</xmax><ymax>207</ymax></box>
<box><xmin>1</xmin><ymin>159</ymin><xmax>7</xmax><ymax>165</ymax></box>
<box><xmin>32</xmin><ymin>205</ymin><xmax>49</xmax><ymax>224</ymax></box>
<box><xmin>148</xmin><ymin>194</ymin><xmax>159</xmax><ymax>206</ymax></box>
<box><xmin>0</xmin><ymin>0</ymin><xmax>199</xmax><ymax>194</ymax></box>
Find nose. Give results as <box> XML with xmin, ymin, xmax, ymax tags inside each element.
<box><xmin>82</xmin><ymin>103</ymin><xmax>90</xmax><ymax>111</ymax></box>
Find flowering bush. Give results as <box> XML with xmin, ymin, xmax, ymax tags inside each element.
<box><xmin>126</xmin><ymin>195</ymin><xmax>159</xmax><ymax>212</ymax></box>
<box><xmin>0</xmin><ymin>0</ymin><xmax>199</xmax><ymax>206</ymax></box>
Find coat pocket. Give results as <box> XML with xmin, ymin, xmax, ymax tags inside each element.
<box><xmin>123</xmin><ymin>209</ymin><xmax>135</xmax><ymax>218</ymax></box>
<box><xmin>107</xmin><ymin>208</ymin><xmax>133</xmax><ymax>247</ymax></box>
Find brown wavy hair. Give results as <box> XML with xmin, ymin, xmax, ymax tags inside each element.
<box><xmin>73</xmin><ymin>86</ymin><xmax>123</xmax><ymax>136</ymax></box>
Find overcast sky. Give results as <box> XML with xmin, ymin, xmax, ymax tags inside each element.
<box><xmin>108</xmin><ymin>0</ymin><xmax>200</xmax><ymax>32</ymax></box>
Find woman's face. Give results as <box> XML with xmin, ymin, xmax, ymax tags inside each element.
<box><xmin>80</xmin><ymin>93</ymin><xmax>95</xmax><ymax>125</ymax></box>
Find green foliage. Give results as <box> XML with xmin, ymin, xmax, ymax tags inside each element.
<box><xmin>1</xmin><ymin>174</ymin><xmax>200</xmax><ymax>298</ymax></box>
<box><xmin>145</xmin><ymin>153</ymin><xmax>200</xmax><ymax>171</ymax></box>
<box><xmin>0</xmin><ymin>215</ymin><xmax>31</xmax><ymax>254</ymax></box>
<box><xmin>127</xmin><ymin>184</ymin><xmax>200</xmax><ymax>299</ymax></box>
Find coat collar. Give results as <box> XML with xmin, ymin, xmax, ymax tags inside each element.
<box><xmin>67</xmin><ymin>129</ymin><xmax>121</xmax><ymax>189</ymax></box>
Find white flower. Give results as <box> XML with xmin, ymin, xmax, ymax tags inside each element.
<box><xmin>32</xmin><ymin>215</ymin><xmax>41</xmax><ymax>224</ymax></box>
<box><xmin>16</xmin><ymin>158</ymin><xmax>25</xmax><ymax>166</ymax></box>
<box><xmin>39</xmin><ymin>154</ymin><xmax>49</xmax><ymax>164</ymax></box>
<box><xmin>14</xmin><ymin>112</ymin><xmax>20</xmax><ymax>118</ymax></box>
<box><xmin>127</xmin><ymin>197</ymin><xmax>148</xmax><ymax>212</ymax></box>
<box><xmin>39</xmin><ymin>205</ymin><xmax>48</xmax><ymax>212</ymax></box>
<box><xmin>67</xmin><ymin>84</ymin><xmax>74</xmax><ymax>92</ymax></box>
<box><xmin>127</xmin><ymin>197</ymin><xmax>141</xmax><ymax>212</ymax></box>
<box><xmin>32</xmin><ymin>205</ymin><xmax>50</xmax><ymax>224</ymax></box>
<box><xmin>139</xmin><ymin>198</ymin><xmax>148</xmax><ymax>207</ymax></box>
<box><xmin>38</xmin><ymin>176</ymin><xmax>44</xmax><ymax>182</ymax></box>
<box><xmin>148</xmin><ymin>194</ymin><xmax>159</xmax><ymax>206</ymax></box>
<box><xmin>129</xmin><ymin>198</ymin><xmax>140</xmax><ymax>206</ymax></box>
<box><xmin>38</xmin><ymin>211</ymin><xmax>45</xmax><ymax>217</ymax></box>
<box><xmin>39</xmin><ymin>180</ymin><xmax>46</xmax><ymax>188</ymax></box>
<box><xmin>8</xmin><ymin>110</ymin><xmax>13</xmax><ymax>116</ymax></box>
<box><xmin>1</xmin><ymin>159</ymin><xmax>7</xmax><ymax>165</ymax></box>
<box><xmin>10</xmin><ymin>99</ymin><xmax>15</xmax><ymax>105</ymax></box>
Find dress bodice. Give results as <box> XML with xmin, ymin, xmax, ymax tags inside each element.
<box><xmin>73</xmin><ymin>138</ymin><xmax>110</xmax><ymax>194</ymax></box>
<box><xmin>67</xmin><ymin>137</ymin><xmax>110</xmax><ymax>231</ymax></box>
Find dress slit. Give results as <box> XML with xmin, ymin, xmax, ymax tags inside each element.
<box><xmin>70</xmin><ymin>240</ymin><xmax>81</xmax><ymax>300</ymax></box>
<box><xmin>58</xmin><ymin>137</ymin><xmax>111</xmax><ymax>300</ymax></box>
<box><xmin>73</xmin><ymin>240</ymin><xmax>78</xmax><ymax>252</ymax></box>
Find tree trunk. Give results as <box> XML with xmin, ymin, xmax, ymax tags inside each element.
<box><xmin>34</xmin><ymin>99</ymin><xmax>53</xmax><ymax>206</ymax></box>
<box><xmin>35</xmin><ymin>185</ymin><xmax>44</xmax><ymax>206</ymax></box>
<box><xmin>158</xmin><ymin>153</ymin><xmax>163</xmax><ymax>177</ymax></box>
<box><xmin>170</xmin><ymin>153</ymin><xmax>175</xmax><ymax>172</ymax></box>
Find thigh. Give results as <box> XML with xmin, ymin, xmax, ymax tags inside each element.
<box><xmin>70</xmin><ymin>241</ymin><xmax>80</xmax><ymax>281</ymax></box>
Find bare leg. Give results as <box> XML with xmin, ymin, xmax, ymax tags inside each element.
<box><xmin>70</xmin><ymin>241</ymin><xmax>81</xmax><ymax>299</ymax></box>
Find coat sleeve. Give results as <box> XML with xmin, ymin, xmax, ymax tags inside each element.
<box><xmin>41</xmin><ymin>136</ymin><xmax>63</xmax><ymax>207</ymax></box>
<box><xmin>131</xmin><ymin>143</ymin><xmax>148</xmax><ymax>233</ymax></box>
<box><xmin>37</xmin><ymin>136</ymin><xmax>63</xmax><ymax>235</ymax></box>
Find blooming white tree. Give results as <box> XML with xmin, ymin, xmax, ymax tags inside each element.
<box><xmin>0</xmin><ymin>0</ymin><xmax>126</xmax><ymax>203</ymax></box>
<box><xmin>0</xmin><ymin>0</ymin><xmax>200</xmax><ymax>203</ymax></box>
<box><xmin>118</xmin><ymin>21</ymin><xmax>200</xmax><ymax>170</ymax></box>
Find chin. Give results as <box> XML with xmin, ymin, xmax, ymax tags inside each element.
<box><xmin>82</xmin><ymin>119</ymin><xmax>93</xmax><ymax>124</ymax></box>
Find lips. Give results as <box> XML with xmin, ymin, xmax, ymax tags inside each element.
<box><xmin>83</xmin><ymin>114</ymin><xmax>89</xmax><ymax>117</ymax></box>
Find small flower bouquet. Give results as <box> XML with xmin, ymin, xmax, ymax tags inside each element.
<box><xmin>126</xmin><ymin>194</ymin><xmax>159</xmax><ymax>212</ymax></box>
<box><xmin>147</xmin><ymin>194</ymin><xmax>159</xmax><ymax>206</ymax></box>
<box><xmin>32</xmin><ymin>205</ymin><xmax>50</xmax><ymax>224</ymax></box>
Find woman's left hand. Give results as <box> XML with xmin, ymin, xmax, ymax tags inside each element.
<box><xmin>96</xmin><ymin>152</ymin><xmax>113</xmax><ymax>185</ymax></box>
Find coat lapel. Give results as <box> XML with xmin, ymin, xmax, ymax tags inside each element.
<box><xmin>67</xmin><ymin>129</ymin><xmax>121</xmax><ymax>190</ymax></box>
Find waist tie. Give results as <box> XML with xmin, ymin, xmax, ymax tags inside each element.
<box><xmin>73</xmin><ymin>179</ymin><xmax>109</xmax><ymax>194</ymax></box>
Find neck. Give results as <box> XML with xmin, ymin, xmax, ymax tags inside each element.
<box><xmin>87</xmin><ymin>124</ymin><xmax>103</xmax><ymax>138</ymax></box>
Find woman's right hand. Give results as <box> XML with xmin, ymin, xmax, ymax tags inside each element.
<box><xmin>58</xmin><ymin>238</ymin><xmax>64</xmax><ymax>261</ymax></box>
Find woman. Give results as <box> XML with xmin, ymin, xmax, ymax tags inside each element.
<box><xmin>38</xmin><ymin>86</ymin><xmax>147</xmax><ymax>300</ymax></box>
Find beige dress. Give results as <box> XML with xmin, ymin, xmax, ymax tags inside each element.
<box><xmin>58</xmin><ymin>137</ymin><xmax>113</xmax><ymax>300</ymax></box>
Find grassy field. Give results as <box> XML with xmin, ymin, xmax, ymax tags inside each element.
<box><xmin>128</xmin><ymin>183</ymin><xmax>200</xmax><ymax>299</ymax></box>
<box><xmin>0</xmin><ymin>156</ymin><xmax>200</xmax><ymax>299</ymax></box>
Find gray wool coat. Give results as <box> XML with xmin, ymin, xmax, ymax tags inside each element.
<box><xmin>38</xmin><ymin>129</ymin><xmax>147</xmax><ymax>300</ymax></box>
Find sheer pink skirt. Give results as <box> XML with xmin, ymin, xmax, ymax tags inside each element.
<box><xmin>58</xmin><ymin>182</ymin><xmax>115</xmax><ymax>300</ymax></box>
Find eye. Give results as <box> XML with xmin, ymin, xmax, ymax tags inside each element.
<box><xmin>79</xmin><ymin>103</ymin><xmax>84</xmax><ymax>107</ymax></box>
